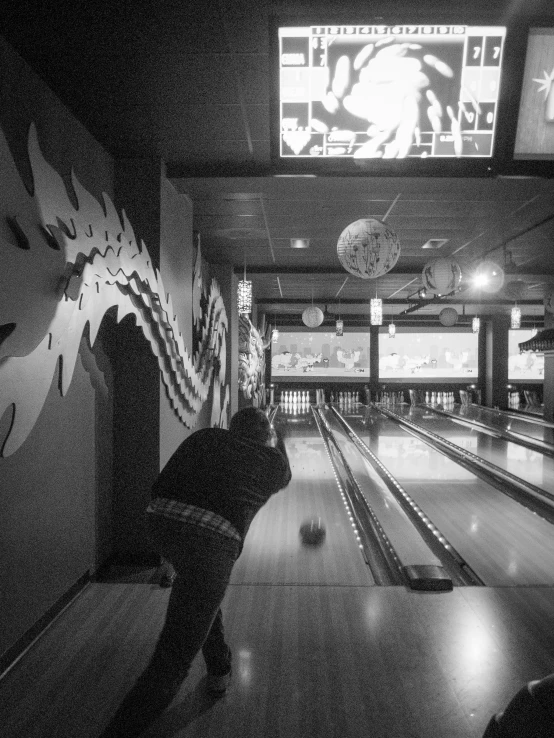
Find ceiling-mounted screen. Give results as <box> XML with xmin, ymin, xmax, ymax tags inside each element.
<box><xmin>278</xmin><ymin>24</ymin><xmax>506</xmax><ymax>160</ymax></box>
<box><xmin>514</xmin><ymin>28</ymin><xmax>554</xmax><ymax>160</ymax></box>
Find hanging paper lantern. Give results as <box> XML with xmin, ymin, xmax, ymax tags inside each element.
<box><xmin>422</xmin><ymin>257</ymin><xmax>462</xmax><ymax>295</ymax></box>
<box><xmin>511</xmin><ymin>306</ymin><xmax>521</xmax><ymax>329</ymax></box>
<box><xmin>388</xmin><ymin>321</ymin><xmax>396</xmax><ymax>338</ymax></box>
<box><xmin>439</xmin><ymin>307</ymin><xmax>458</xmax><ymax>327</ymax></box>
<box><xmin>336</xmin><ymin>319</ymin><xmax>344</xmax><ymax>336</ymax></box>
<box><xmin>337</xmin><ymin>218</ymin><xmax>401</xmax><ymax>279</ymax></box>
<box><xmin>271</xmin><ymin>328</ymin><xmax>279</xmax><ymax>343</ymax></box>
<box><xmin>505</xmin><ymin>280</ymin><xmax>526</xmax><ymax>300</ymax></box>
<box><xmin>302</xmin><ymin>306</ymin><xmax>324</xmax><ymax>327</ymax></box>
<box><xmin>472</xmin><ymin>317</ymin><xmax>480</xmax><ymax>334</ymax></box>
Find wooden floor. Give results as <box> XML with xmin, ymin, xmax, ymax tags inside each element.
<box><xmin>1</xmin><ymin>582</ymin><xmax>554</xmax><ymax>738</ymax></box>
<box><xmin>1</xmin><ymin>408</ymin><xmax>554</xmax><ymax>737</ymax></box>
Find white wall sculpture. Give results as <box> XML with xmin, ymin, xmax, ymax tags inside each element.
<box><xmin>238</xmin><ymin>314</ymin><xmax>270</xmax><ymax>406</ymax></box>
<box><xmin>192</xmin><ymin>236</ymin><xmax>230</xmax><ymax>427</ymax></box>
<box><xmin>0</xmin><ymin>124</ymin><xmax>228</xmax><ymax>457</ymax></box>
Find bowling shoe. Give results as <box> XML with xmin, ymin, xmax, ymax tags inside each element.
<box><xmin>159</xmin><ymin>571</ymin><xmax>176</xmax><ymax>587</ymax></box>
<box><xmin>206</xmin><ymin>668</ymin><xmax>232</xmax><ymax>695</ymax></box>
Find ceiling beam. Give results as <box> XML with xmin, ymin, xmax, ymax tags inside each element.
<box><xmin>255</xmin><ymin>298</ymin><xmax>542</xmax><ymax>306</ymax></box>
<box><xmin>235</xmin><ymin>266</ymin><xmax>550</xmax><ymax>280</ymax></box>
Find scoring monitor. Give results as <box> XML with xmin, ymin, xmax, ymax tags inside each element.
<box><xmin>278</xmin><ymin>24</ymin><xmax>506</xmax><ymax>159</ymax></box>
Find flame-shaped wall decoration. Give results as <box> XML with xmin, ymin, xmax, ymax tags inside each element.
<box><xmin>238</xmin><ymin>314</ymin><xmax>270</xmax><ymax>407</ymax></box>
<box><xmin>0</xmin><ymin>124</ymin><xmax>228</xmax><ymax>456</ymax></box>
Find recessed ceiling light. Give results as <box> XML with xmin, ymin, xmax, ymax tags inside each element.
<box><xmin>290</xmin><ymin>238</ymin><xmax>310</xmax><ymax>249</ymax></box>
<box><xmin>422</xmin><ymin>239</ymin><xmax>449</xmax><ymax>249</ymax></box>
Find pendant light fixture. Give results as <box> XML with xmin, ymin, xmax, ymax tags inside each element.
<box><xmin>370</xmin><ymin>287</ymin><xmax>382</xmax><ymax>326</ymax></box>
<box><xmin>271</xmin><ymin>315</ymin><xmax>279</xmax><ymax>343</ymax></box>
<box><xmin>336</xmin><ymin>299</ymin><xmax>343</xmax><ymax>336</ymax></box>
<box><xmin>237</xmin><ymin>248</ymin><xmax>252</xmax><ymax>314</ymax></box>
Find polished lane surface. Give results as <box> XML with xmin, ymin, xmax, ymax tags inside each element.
<box><xmin>320</xmin><ymin>406</ymin><xmax>443</xmax><ymax>571</ymax></box>
<box><xmin>339</xmin><ymin>404</ymin><xmax>554</xmax><ymax>586</ymax></box>
<box><xmin>448</xmin><ymin>403</ymin><xmax>554</xmax><ymax>447</ymax></box>
<box><xmin>393</xmin><ymin>404</ymin><xmax>554</xmax><ymax>498</ymax></box>
<box><xmin>231</xmin><ymin>407</ymin><xmax>373</xmax><ymax>586</ymax></box>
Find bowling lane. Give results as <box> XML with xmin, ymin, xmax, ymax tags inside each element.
<box><xmin>393</xmin><ymin>404</ymin><xmax>554</xmax><ymax>497</ymax></box>
<box><xmin>319</xmin><ymin>407</ymin><xmax>443</xmax><ymax>570</ymax></box>
<box><xmin>230</xmin><ymin>409</ymin><xmax>373</xmax><ymax>586</ymax></box>
<box><xmin>340</xmin><ymin>404</ymin><xmax>554</xmax><ymax>586</ymax></box>
<box><xmin>448</xmin><ymin>403</ymin><xmax>554</xmax><ymax>447</ymax></box>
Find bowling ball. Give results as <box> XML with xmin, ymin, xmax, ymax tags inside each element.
<box><xmin>299</xmin><ymin>518</ymin><xmax>326</xmax><ymax>546</ymax></box>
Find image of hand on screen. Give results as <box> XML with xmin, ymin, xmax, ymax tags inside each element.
<box><xmin>320</xmin><ymin>38</ymin><xmax>462</xmax><ymax>158</ymax></box>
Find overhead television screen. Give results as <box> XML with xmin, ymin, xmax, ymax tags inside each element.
<box><xmin>508</xmin><ymin>329</ymin><xmax>544</xmax><ymax>380</ymax></box>
<box><xmin>379</xmin><ymin>328</ymin><xmax>478</xmax><ymax>381</ymax></box>
<box><xmin>278</xmin><ymin>24</ymin><xmax>506</xmax><ymax>159</ymax></box>
<box><xmin>514</xmin><ymin>28</ymin><xmax>554</xmax><ymax>160</ymax></box>
<box><xmin>271</xmin><ymin>331</ymin><xmax>370</xmax><ymax>379</ymax></box>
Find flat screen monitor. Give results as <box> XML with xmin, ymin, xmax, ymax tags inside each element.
<box><xmin>513</xmin><ymin>27</ymin><xmax>554</xmax><ymax>160</ymax></box>
<box><xmin>278</xmin><ymin>24</ymin><xmax>506</xmax><ymax>160</ymax></box>
<box><xmin>270</xmin><ymin>328</ymin><xmax>480</xmax><ymax>382</ymax></box>
<box><xmin>271</xmin><ymin>331</ymin><xmax>370</xmax><ymax>379</ymax></box>
<box><xmin>379</xmin><ymin>328</ymin><xmax>478</xmax><ymax>381</ymax></box>
<box><xmin>508</xmin><ymin>329</ymin><xmax>544</xmax><ymax>380</ymax></box>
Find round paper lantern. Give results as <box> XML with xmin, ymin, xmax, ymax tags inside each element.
<box><xmin>439</xmin><ymin>307</ymin><xmax>458</xmax><ymax>327</ymax></box>
<box><xmin>337</xmin><ymin>218</ymin><xmax>401</xmax><ymax>279</ymax></box>
<box><xmin>302</xmin><ymin>306</ymin><xmax>324</xmax><ymax>327</ymax></box>
<box><xmin>505</xmin><ymin>280</ymin><xmax>526</xmax><ymax>301</ymax></box>
<box><xmin>422</xmin><ymin>257</ymin><xmax>462</xmax><ymax>295</ymax></box>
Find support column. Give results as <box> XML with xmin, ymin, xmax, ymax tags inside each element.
<box><xmin>107</xmin><ymin>158</ymin><xmax>163</xmax><ymax>564</ymax></box>
<box><xmin>369</xmin><ymin>325</ymin><xmax>379</xmax><ymax>401</ymax></box>
<box><xmin>485</xmin><ymin>314</ymin><xmax>510</xmax><ymax>409</ymax></box>
<box><xmin>477</xmin><ymin>319</ymin><xmax>487</xmax><ymax>404</ymax></box>
<box><xmin>543</xmin><ymin>287</ymin><xmax>554</xmax><ymax>421</ymax></box>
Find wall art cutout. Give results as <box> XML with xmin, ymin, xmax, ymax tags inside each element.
<box><xmin>192</xmin><ymin>234</ymin><xmax>229</xmax><ymax>428</ymax></box>
<box><xmin>238</xmin><ymin>314</ymin><xmax>270</xmax><ymax>407</ymax></box>
<box><xmin>0</xmin><ymin>124</ymin><xmax>228</xmax><ymax>456</ymax></box>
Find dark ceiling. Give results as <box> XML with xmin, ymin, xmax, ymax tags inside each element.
<box><xmin>2</xmin><ymin>0</ymin><xmax>554</xmax><ymax>327</ymax></box>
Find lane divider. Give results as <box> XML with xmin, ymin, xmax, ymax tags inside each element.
<box><xmin>375</xmin><ymin>404</ymin><xmax>554</xmax><ymax>526</ymax></box>
<box><xmin>328</xmin><ymin>406</ymin><xmax>484</xmax><ymax>588</ymax></box>
<box><xmin>421</xmin><ymin>404</ymin><xmax>554</xmax><ymax>459</ymax></box>
<box><xmin>312</xmin><ymin>407</ymin><xmax>407</xmax><ymax>587</ymax></box>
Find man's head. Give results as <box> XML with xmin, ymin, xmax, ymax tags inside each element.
<box><xmin>229</xmin><ymin>407</ymin><xmax>275</xmax><ymax>447</ymax></box>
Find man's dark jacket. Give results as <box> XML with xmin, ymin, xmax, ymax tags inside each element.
<box><xmin>152</xmin><ymin>427</ymin><xmax>292</xmax><ymax>548</ymax></box>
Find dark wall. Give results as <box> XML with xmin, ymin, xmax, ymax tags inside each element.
<box><xmin>0</xmin><ymin>38</ymin><xmax>116</xmax><ymax>660</ymax></box>
<box><xmin>0</xmin><ymin>353</ymin><xmax>97</xmax><ymax>656</ymax></box>
<box><xmin>0</xmin><ymin>32</ymin><xmax>236</xmax><ymax>666</ymax></box>
<box><xmin>159</xmin><ymin>178</ymin><xmax>196</xmax><ymax>468</ymax></box>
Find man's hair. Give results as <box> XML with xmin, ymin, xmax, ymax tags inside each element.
<box><xmin>229</xmin><ymin>407</ymin><xmax>272</xmax><ymax>445</ymax></box>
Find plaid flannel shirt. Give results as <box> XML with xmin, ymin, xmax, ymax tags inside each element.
<box><xmin>146</xmin><ymin>497</ymin><xmax>242</xmax><ymax>543</ymax></box>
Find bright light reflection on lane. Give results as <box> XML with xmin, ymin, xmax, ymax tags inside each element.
<box><xmin>398</xmin><ymin>405</ymin><xmax>554</xmax><ymax>493</ymax></box>
<box><xmin>377</xmin><ymin>436</ymin><xmax>477</xmax><ymax>480</ymax></box>
<box><xmin>345</xmin><ymin>408</ymin><xmax>554</xmax><ymax>586</ymax></box>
